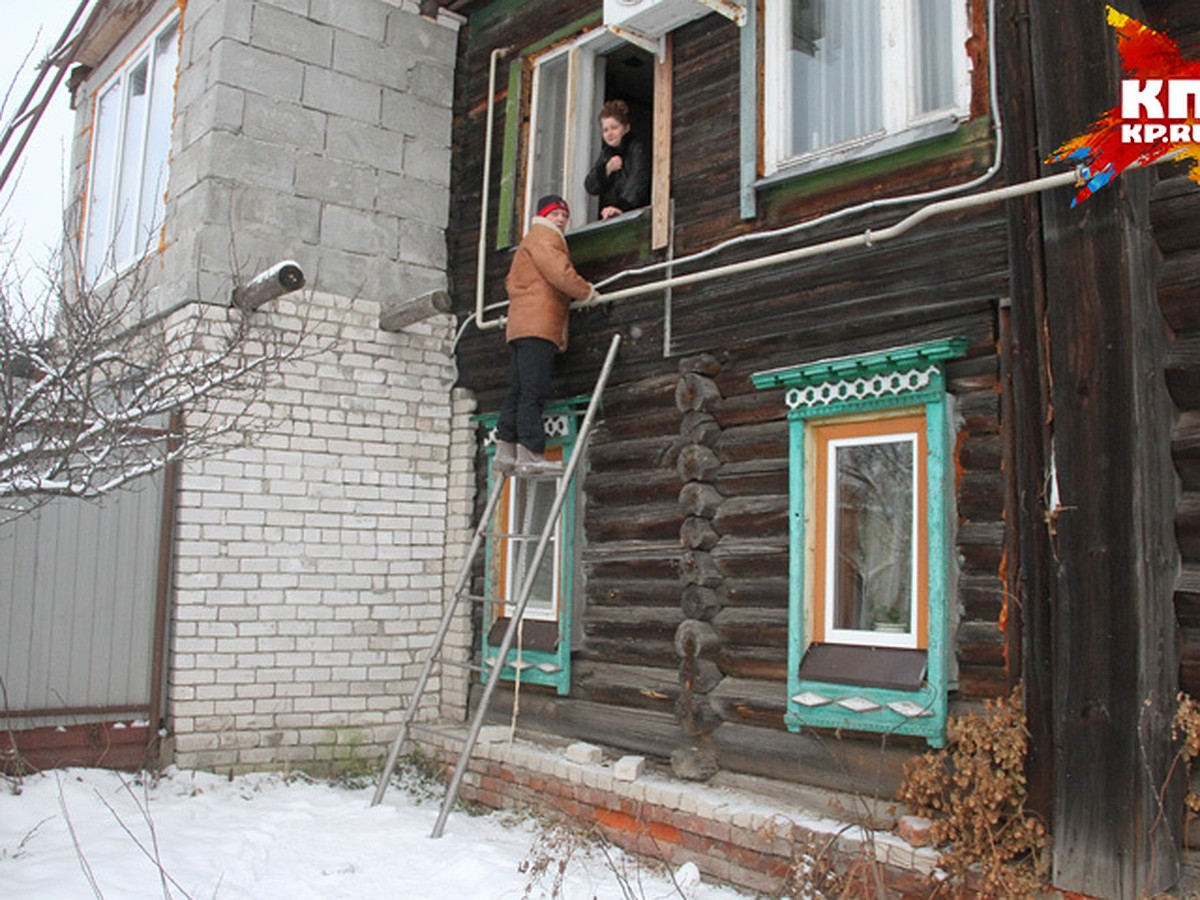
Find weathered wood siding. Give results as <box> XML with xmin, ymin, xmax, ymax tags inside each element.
<box><xmin>447</xmin><ymin>0</ymin><xmax>1087</xmax><ymax>795</ymax></box>
<box><xmin>448</xmin><ymin>0</ymin><xmax>1009</xmax><ymax>790</ymax></box>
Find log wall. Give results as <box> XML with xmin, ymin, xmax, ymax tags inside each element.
<box><xmin>442</xmin><ymin>0</ymin><xmax>1194</xmax><ymax>808</ymax></box>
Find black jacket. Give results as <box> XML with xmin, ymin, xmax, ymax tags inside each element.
<box><xmin>584</xmin><ymin>133</ymin><xmax>650</xmax><ymax>214</ymax></box>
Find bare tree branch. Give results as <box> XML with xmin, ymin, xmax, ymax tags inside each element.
<box><xmin>0</xmin><ymin>225</ymin><xmax>326</xmax><ymax>522</ymax></box>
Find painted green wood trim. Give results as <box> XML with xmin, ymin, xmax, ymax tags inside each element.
<box><xmin>759</xmin><ymin>116</ymin><xmax>995</xmax><ymax>218</ymax></box>
<box><xmin>492</xmin><ymin>12</ymin><xmax>603</xmax><ymax>249</ymax></box>
<box><xmin>786</xmin><ymin>414</ymin><xmax>807</xmax><ymax>717</ymax></box>
<box><xmin>738</xmin><ymin>0</ymin><xmax>758</xmax><ymax>220</ymax></box>
<box><xmin>565</xmin><ymin>210</ymin><xmax>653</xmax><ymax>265</ymax></box>
<box><xmin>473</xmin><ymin>394</ymin><xmax>592</xmax><ymax>427</ymax></box>
<box><xmin>760</xmin><ymin>339</ymin><xmax>969</xmax><ymax>747</ymax></box>
<box><xmin>924</xmin><ymin>382</ymin><xmax>951</xmax><ymax>736</ymax></box>
<box><xmin>496</xmin><ymin>59</ymin><xmax>523</xmax><ymax>250</ymax></box>
<box><xmin>752</xmin><ymin>337</ymin><xmax>971</xmax><ymax>390</ymax></box>
<box><xmin>784</xmin><ymin>680</ymin><xmax>945</xmax><ymax>744</ymax></box>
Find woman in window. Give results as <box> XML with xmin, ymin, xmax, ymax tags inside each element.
<box><xmin>584</xmin><ymin>99</ymin><xmax>650</xmax><ymax>221</ymax></box>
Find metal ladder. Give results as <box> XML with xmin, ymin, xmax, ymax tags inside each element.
<box><xmin>371</xmin><ymin>333</ymin><xmax>621</xmax><ymax>837</ymax></box>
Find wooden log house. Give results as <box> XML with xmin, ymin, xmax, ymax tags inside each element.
<box><xmin>439</xmin><ymin>0</ymin><xmax>1200</xmax><ymax>894</ymax></box>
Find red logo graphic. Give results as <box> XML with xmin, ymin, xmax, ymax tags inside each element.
<box><xmin>1047</xmin><ymin>6</ymin><xmax>1200</xmax><ymax>206</ymax></box>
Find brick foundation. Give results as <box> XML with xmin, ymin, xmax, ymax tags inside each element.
<box><xmin>412</xmin><ymin>725</ymin><xmax>942</xmax><ymax>897</ymax></box>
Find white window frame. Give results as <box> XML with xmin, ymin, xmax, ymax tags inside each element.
<box><xmin>82</xmin><ymin>13</ymin><xmax>180</xmax><ymax>284</ymax></box>
<box><xmin>762</xmin><ymin>0</ymin><xmax>971</xmax><ymax>177</ymax></box>
<box><xmin>822</xmin><ymin>430</ymin><xmax>921</xmax><ymax>650</ymax></box>
<box><xmin>501</xmin><ymin>474</ymin><xmax>564</xmax><ymax>623</ymax></box>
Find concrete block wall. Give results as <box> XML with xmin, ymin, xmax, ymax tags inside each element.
<box><xmin>169</xmin><ymin>294</ymin><xmax>472</xmax><ymax>772</ymax></box>
<box><xmin>163</xmin><ymin>0</ymin><xmax>460</xmax><ymax>310</ymax></box>
<box><xmin>58</xmin><ymin>0</ymin><xmax>470</xmax><ymax>771</ymax></box>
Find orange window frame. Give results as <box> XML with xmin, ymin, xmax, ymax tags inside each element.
<box><xmin>810</xmin><ymin>412</ymin><xmax>929</xmax><ymax>648</ymax></box>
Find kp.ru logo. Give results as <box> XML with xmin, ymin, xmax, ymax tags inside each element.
<box><xmin>1048</xmin><ymin>6</ymin><xmax>1200</xmax><ymax>206</ymax></box>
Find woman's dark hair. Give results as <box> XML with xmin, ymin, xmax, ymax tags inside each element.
<box><xmin>598</xmin><ymin>99</ymin><xmax>631</xmax><ymax>125</ymax></box>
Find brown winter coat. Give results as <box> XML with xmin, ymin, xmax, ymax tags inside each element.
<box><xmin>505</xmin><ymin>217</ymin><xmax>593</xmax><ymax>351</ymax></box>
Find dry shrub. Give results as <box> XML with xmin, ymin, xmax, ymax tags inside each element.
<box><xmin>896</xmin><ymin>687</ymin><xmax>1048</xmax><ymax>897</ymax></box>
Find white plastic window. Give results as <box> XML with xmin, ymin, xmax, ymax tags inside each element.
<box><xmin>763</xmin><ymin>0</ymin><xmax>969</xmax><ymax>175</ymax></box>
<box><xmin>823</xmin><ymin>431</ymin><xmax>919</xmax><ymax>649</ymax></box>
<box><xmin>83</xmin><ymin>16</ymin><xmax>179</xmax><ymax>283</ymax></box>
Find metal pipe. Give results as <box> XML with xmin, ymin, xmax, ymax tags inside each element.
<box><xmin>474</xmin><ymin>46</ymin><xmax>509</xmax><ymax>331</ymax></box>
<box><xmin>573</xmin><ymin>168</ymin><xmax>1083</xmax><ymax>308</ymax></box>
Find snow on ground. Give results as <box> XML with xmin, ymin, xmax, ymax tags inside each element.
<box><xmin>0</xmin><ymin>766</ymin><xmax>752</xmax><ymax>899</ymax></box>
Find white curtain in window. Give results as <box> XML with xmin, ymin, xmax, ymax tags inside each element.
<box><xmin>787</xmin><ymin>0</ymin><xmax>882</xmax><ymax>156</ymax></box>
<box><xmin>914</xmin><ymin>0</ymin><xmax>955</xmax><ymax>116</ymax></box>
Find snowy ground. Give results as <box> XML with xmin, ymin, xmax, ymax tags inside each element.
<box><xmin>0</xmin><ymin>766</ymin><xmax>753</xmax><ymax>899</ymax></box>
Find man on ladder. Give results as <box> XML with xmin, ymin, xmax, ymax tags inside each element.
<box><xmin>371</xmin><ymin>193</ymin><xmax>619</xmax><ymax>839</ymax></box>
<box><xmin>494</xmin><ymin>194</ymin><xmax>597</xmax><ymax>477</ymax></box>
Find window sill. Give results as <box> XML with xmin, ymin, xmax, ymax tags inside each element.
<box><xmin>754</xmin><ymin>116</ymin><xmax>995</xmax><ymax>220</ymax></box>
<box><xmin>563</xmin><ymin>207</ymin><xmax>653</xmax><ymax>266</ymax></box>
<box><xmin>763</xmin><ymin>115</ymin><xmax>964</xmax><ymax>184</ymax></box>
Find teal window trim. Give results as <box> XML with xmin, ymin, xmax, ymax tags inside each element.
<box><xmin>752</xmin><ymin>338</ymin><xmax>969</xmax><ymax>747</ymax></box>
<box><xmin>474</xmin><ymin>396</ymin><xmax>589</xmax><ymax>695</ymax></box>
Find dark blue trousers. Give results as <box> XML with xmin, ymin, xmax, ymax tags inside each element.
<box><xmin>498</xmin><ymin>337</ymin><xmax>556</xmax><ymax>453</ymax></box>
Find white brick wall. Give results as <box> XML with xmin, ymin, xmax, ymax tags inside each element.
<box><xmin>169</xmin><ymin>294</ymin><xmax>475</xmax><ymax>772</ymax></box>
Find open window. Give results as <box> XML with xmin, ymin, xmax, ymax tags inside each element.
<box><xmin>752</xmin><ymin>339</ymin><xmax>968</xmax><ymax>746</ymax></box>
<box><xmin>499</xmin><ymin>25</ymin><xmax>665</xmax><ymax>247</ymax></box>
<box><xmin>525</xmin><ymin>31</ymin><xmax>655</xmax><ymax>229</ymax></box>
<box><xmin>760</xmin><ymin>0</ymin><xmax>970</xmax><ymax>177</ymax></box>
<box><xmin>82</xmin><ymin>12</ymin><xmax>180</xmax><ymax>284</ymax></box>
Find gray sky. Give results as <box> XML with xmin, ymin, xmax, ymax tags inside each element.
<box><xmin>1</xmin><ymin>0</ymin><xmax>85</xmax><ymax>294</ymax></box>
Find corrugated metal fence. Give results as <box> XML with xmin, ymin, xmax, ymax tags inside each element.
<box><xmin>0</xmin><ymin>469</ymin><xmax>170</xmax><ymax>739</ymax></box>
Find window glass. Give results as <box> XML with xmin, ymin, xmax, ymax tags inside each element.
<box><xmin>765</xmin><ymin>0</ymin><xmax>966</xmax><ymax>174</ymax></box>
<box><xmin>915</xmin><ymin>0</ymin><xmax>956</xmax><ymax>115</ymax></box>
<box><xmin>504</xmin><ymin>476</ymin><xmax>560</xmax><ymax>621</ymax></box>
<box><xmin>137</xmin><ymin>27</ymin><xmax>179</xmax><ymax>252</ymax></box>
<box><xmin>82</xmin><ymin>15</ymin><xmax>179</xmax><ymax>283</ymax></box>
<box><xmin>114</xmin><ymin>59</ymin><xmax>149</xmax><ymax>264</ymax></box>
<box><xmin>787</xmin><ymin>0</ymin><xmax>882</xmax><ymax>156</ymax></box>
<box><xmin>828</xmin><ymin>435</ymin><xmax>915</xmax><ymax>638</ymax></box>
<box><xmin>84</xmin><ymin>83</ymin><xmax>121</xmax><ymax>279</ymax></box>
<box><xmin>529</xmin><ymin>51</ymin><xmax>570</xmax><ymax>218</ymax></box>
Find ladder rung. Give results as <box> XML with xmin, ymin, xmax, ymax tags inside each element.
<box><xmin>482</xmin><ymin>531</ymin><xmax>540</xmax><ymax>542</ymax></box>
<box><xmin>440</xmin><ymin>658</ymin><xmax>491</xmax><ymax>675</ymax></box>
<box><xmin>462</xmin><ymin>593</ymin><xmax>508</xmax><ymax>607</ymax></box>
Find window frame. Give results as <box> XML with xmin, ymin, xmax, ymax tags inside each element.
<box><xmin>759</xmin><ymin>0</ymin><xmax>971</xmax><ymax>179</ymax></box>
<box><xmin>752</xmin><ymin>338</ymin><xmax>969</xmax><ymax>747</ymax></box>
<box><xmin>496</xmin><ymin>18</ymin><xmax>667</xmax><ymax>248</ymax></box>
<box><xmin>812</xmin><ymin>412</ymin><xmax>928</xmax><ymax>651</ymax></box>
<box><xmin>476</xmin><ymin>400</ymin><xmax>586</xmax><ymax>696</ymax></box>
<box><xmin>82</xmin><ymin>11</ymin><xmax>180</xmax><ymax>285</ymax></box>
